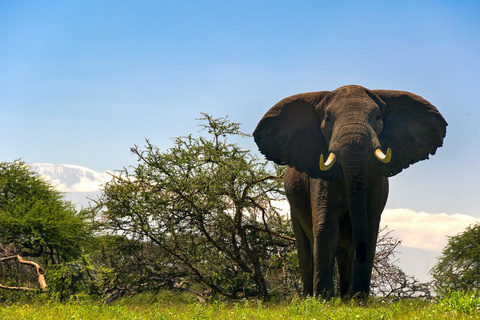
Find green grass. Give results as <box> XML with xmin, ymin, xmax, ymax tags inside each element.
<box><xmin>0</xmin><ymin>292</ymin><xmax>479</xmax><ymax>320</ymax></box>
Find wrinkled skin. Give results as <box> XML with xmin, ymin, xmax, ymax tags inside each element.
<box><xmin>253</xmin><ymin>85</ymin><xmax>447</xmax><ymax>298</ymax></box>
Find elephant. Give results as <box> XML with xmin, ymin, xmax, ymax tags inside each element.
<box><xmin>253</xmin><ymin>85</ymin><xmax>447</xmax><ymax>298</ymax></box>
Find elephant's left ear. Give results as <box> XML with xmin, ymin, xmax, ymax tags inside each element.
<box><xmin>374</xmin><ymin>90</ymin><xmax>448</xmax><ymax>177</ymax></box>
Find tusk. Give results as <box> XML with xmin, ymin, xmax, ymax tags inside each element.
<box><xmin>319</xmin><ymin>153</ymin><xmax>336</xmax><ymax>171</ymax></box>
<box><xmin>375</xmin><ymin>148</ymin><xmax>392</xmax><ymax>164</ymax></box>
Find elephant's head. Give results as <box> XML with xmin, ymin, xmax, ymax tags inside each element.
<box><xmin>253</xmin><ymin>85</ymin><xmax>447</xmax><ymax>181</ymax></box>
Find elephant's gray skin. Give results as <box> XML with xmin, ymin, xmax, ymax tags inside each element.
<box><xmin>253</xmin><ymin>85</ymin><xmax>447</xmax><ymax>298</ymax></box>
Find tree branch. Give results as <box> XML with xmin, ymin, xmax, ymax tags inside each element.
<box><xmin>0</xmin><ymin>255</ymin><xmax>47</xmax><ymax>291</ymax></box>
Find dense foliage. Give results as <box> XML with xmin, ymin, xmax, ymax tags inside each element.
<box><xmin>0</xmin><ymin>160</ymin><xmax>92</xmax><ymax>297</ymax></box>
<box><xmin>431</xmin><ymin>223</ymin><xmax>480</xmax><ymax>293</ymax></box>
<box><xmin>94</xmin><ymin>115</ymin><xmax>296</xmax><ymax>300</ymax></box>
<box><xmin>0</xmin><ymin>160</ymin><xmax>91</xmax><ymax>265</ymax></box>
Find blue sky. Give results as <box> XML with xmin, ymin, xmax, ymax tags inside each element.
<box><xmin>1</xmin><ymin>1</ymin><xmax>480</xmax><ymax>218</ymax></box>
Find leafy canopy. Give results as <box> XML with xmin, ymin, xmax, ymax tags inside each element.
<box><xmin>431</xmin><ymin>223</ymin><xmax>480</xmax><ymax>293</ymax></box>
<box><xmin>0</xmin><ymin>160</ymin><xmax>90</xmax><ymax>264</ymax></box>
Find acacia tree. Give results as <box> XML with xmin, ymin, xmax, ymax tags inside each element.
<box><xmin>431</xmin><ymin>223</ymin><xmax>480</xmax><ymax>294</ymax></box>
<box><xmin>370</xmin><ymin>227</ymin><xmax>431</xmax><ymax>299</ymax></box>
<box><xmin>95</xmin><ymin>114</ymin><xmax>295</xmax><ymax>300</ymax></box>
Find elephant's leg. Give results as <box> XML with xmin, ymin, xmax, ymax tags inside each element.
<box><xmin>336</xmin><ymin>247</ymin><xmax>353</xmax><ymax>297</ymax></box>
<box><xmin>287</xmin><ymin>193</ymin><xmax>313</xmax><ymax>296</ymax></box>
<box><xmin>350</xmin><ymin>216</ymin><xmax>382</xmax><ymax>297</ymax></box>
<box><xmin>285</xmin><ymin>168</ymin><xmax>314</xmax><ymax>296</ymax></box>
<box><xmin>310</xmin><ymin>180</ymin><xmax>342</xmax><ymax>298</ymax></box>
<box><xmin>312</xmin><ymin>212</ymin><xmax>338</xmax><ymax>297</ymax></box>
<box><xmin>363</xmin><ymin>177</ymin><xmax>389</xmax><ymax>293</ymax></box>
<box><xmin>350</xmin><ymin>176</ymin><xmax>389</xmax><ymax>297</ymax></box>
<box><xmin>290</xmin><ymin>213</ymin><xmax>314</xmax><ymax>296</ymax></box>
<box><xmin>336</xmin><ymin>208</ymin><xmax>354</xmax><ymax>298</ymax></box>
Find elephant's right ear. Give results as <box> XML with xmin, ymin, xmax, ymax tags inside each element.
<box><xmin>253</xmin><ymin>91</ymin><xmax>340</xmax><ymax>180</ymax></box>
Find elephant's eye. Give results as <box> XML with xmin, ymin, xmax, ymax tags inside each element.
<box><xmin>325</xmin><ymin>115</ymin><xmax>331</xmax><ymax>122</ymax></box>
<box><xmin>376</xmin><ymin>115</ymin><xmax>381</xmax><ymax>120</ymax></box>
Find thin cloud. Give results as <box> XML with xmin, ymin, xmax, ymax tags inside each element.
<box><xmin>381</xmin><ymin>209</ymin><xmax>480</xmax><ymax>251</ymax></box>
<box><xmin>274</xmin><ymin>200</ymin><xmax>479</xmax><ymax>252</ymax></box>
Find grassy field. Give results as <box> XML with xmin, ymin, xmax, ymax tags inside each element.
<box><xmin>1</xmin><ymin>291</ymin><xmax>479</xmax><ymax>320</ymax></box>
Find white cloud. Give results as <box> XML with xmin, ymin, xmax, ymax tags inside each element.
<box><xmin>381</xmin><ymin>209</ymin><xmax>480</xmax><ymax>252</ymax></box>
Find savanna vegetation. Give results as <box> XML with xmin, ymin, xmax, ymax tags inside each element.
<box><xmin>1</xmin><ymin>291</ymin><xmax>480</xmax><ymax>319</ymax></box>
<box><xmin>1</xmin><ymin>115</ymin><xmax>478</xmax><ymax>318</ymax></box>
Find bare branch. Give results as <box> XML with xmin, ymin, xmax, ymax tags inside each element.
<box><xmin>0</xmin><ymin>255</ymin><xmax>47</xmax><ymax>291</ymax></box>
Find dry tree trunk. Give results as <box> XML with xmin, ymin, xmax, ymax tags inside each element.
<box><xmin>0</xmin><ymin>255</ymin><xmax>47</xmax><ymax>291</ymax></box>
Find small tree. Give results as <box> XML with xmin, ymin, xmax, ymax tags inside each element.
<box><xmin>95</xmin><ymin>114</ymin><xmax>295</xmax><ymax>301</ymax></box>
<box><xmin>0</xmin><ymin>160</ymin><xmax>92</xmax><ymax>296</ymax></box>
<box><xmin>431</xmin><ymin>223</ymin><xmax>480</xmax><ymax>294</ymax></box>
<box><xmin>371</xmin><ymin>226</ymin><xmax>431</xmax><ymax>299</ymax></box>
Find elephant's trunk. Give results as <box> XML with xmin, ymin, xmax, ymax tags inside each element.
<box><xmin>341</xmin><ymin>151</ymin><xmax>372</xmax><ymax>296</ymax></box>
<box><xmin>341</xmin><ymin>155</ymin><xmax>369</xmax><ymax>260</ymax></box>
<box><xmin>334</xmin><ymin>122</ymin><xmax>375</xmax><ymax>295</ymax></box>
